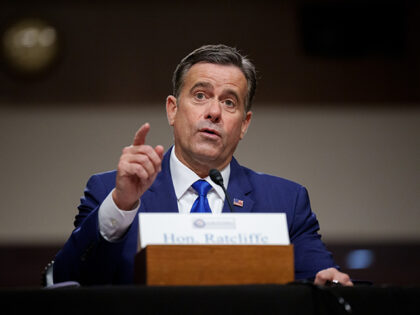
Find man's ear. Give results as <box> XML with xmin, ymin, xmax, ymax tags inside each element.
<box><xmin>166</xmin><ymin>95</ymin><xmax>177</xmax><ymax>126</ymax></box>
<box><xmin>240</xmin><ymin>111</ymin><xmax>252</xmax><ymax>140</ymax></box>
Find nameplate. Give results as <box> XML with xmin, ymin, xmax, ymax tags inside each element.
<box><xmin>138</xmin><ymin>213</ymin><xmax>289</xmax><ymax>249</ymax></box>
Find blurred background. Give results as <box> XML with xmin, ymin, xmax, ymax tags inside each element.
<box><xmin>0</xmin><ymin>0</ymin><xmax>419</xmax><ymax>287</ymax></box>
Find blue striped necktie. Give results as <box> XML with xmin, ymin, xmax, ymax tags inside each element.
<box><xmin>190</xmin><ymin>180</ymin><xmax>212</xmax><ymax>213</ymax></box>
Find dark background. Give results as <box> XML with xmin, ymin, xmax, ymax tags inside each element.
<box><xmin>1</xmin><ymin>0</ymin><xmax>419</xmax><ymax>105</ymax></box>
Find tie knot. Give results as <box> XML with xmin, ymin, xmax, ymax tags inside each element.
<box><xmin>192</xmin><ymin>180</ymin><xmax>212</xmax><ymax>197</ymax></box>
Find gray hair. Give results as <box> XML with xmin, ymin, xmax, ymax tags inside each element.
<box><xmin>172</xmin><ymin>44</ymin><xmax>257</xmax><ymax>112</ymax></box>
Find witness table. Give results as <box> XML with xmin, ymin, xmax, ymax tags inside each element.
<box><xmin>1</xmin><ymin>284</ymin><xmax>419</xmax><ymax>315</ymax></box>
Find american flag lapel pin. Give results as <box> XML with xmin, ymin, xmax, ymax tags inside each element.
<box><xmin>233</xmin><ymin>198</ymin><xmax>244</xmax><ymax>207</ymax></box>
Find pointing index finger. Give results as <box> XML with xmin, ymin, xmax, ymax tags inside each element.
<box><xmin>133</xmin><ymin>123</ymin><xmax>150</xmax><ymax>146</ymax></box>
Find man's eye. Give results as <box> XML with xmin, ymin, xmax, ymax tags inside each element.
<box><xmin>224</xmin><ymin>99</ymin><xmax>235</xmax><ymax>107</ymax></box>
<box><xmin>195</xmin><ymin>92</ymin><xmax>206</xmax><ymax>100</ymax></box>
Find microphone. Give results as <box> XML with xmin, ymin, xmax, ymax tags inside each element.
<box><xmin>209</xmin><ymin>169</ymin><xmax>234</xmax><ymax>212</ymax></box>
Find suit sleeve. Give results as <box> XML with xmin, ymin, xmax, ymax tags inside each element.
<box><xmin>53</xmin><ymin>174</ymin><xmax>138</xmax><ymax>285</ymax></box>
<box><xmin>289</xmin><ymin>186</ymin><xmax>339</xmax><ymax>280</ymax></box>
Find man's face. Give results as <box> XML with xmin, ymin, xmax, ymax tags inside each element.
<box><xmin>166</xmin><ymin>62</ymin><xmax>252</xmax><ymax>175</ymax></box>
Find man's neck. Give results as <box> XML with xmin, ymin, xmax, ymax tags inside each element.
<box><xmin>169</xmin><ymin>147</ymin><xmax>231</xmax><ymax>201</ymax></box>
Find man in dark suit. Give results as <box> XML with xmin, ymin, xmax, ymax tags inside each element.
<box><xmin>53</xmin><ymin>44</ymin><xmax>352</xmax><ymax>286</ymax></box>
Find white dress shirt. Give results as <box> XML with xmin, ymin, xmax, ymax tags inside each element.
<box><xmin>98</xmin><ymin>147</ymin><xmax>230</xmax><ymax>242</ymax></box>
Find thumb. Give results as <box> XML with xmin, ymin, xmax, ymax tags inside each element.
<box><xmin>155</xmin><ymin>145</ymin><xmax>165</xmax><ymax>160</ymax></box>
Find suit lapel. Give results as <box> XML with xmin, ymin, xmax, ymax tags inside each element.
<box><xmin>223</xmin><ymin>157</ymin><xmax>254</xmax><ymax>213</ymax></box>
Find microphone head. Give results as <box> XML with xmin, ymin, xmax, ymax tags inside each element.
<box><xmin>209</xmin><ymin>168</ymin><xmax>223</xmax><ymax>186</ymax></box>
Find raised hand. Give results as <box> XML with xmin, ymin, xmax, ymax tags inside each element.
<box><xmin>112</xmin><ymin>123</ymin><xmax>164</xmax><ymax>210</ymax></box>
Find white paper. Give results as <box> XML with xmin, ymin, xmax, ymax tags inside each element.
<box><xmin>138</xmin><ymin>213</ymin><xmax>289</xmax><ymax>249</ymax></box>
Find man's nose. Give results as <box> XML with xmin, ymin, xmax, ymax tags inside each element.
<box><xmin>205</xmin><ymin>98</ymin><xmax>221</xmax><ymax>122</ymax></box>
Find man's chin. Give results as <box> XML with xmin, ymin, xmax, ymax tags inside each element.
<box><xmin>191</xmin><ymin>146</ymin><xmax>224</xmax><ymax>164</ymax></box>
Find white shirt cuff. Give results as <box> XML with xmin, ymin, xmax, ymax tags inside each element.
<box><xmin>98</xmin><ymin>189</ymin><xmax>140</xmax><ymax>242</ymax></box>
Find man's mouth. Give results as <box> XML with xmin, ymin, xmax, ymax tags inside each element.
<box><xmin>199</xmin><ymin>128</ymin><xmax>221</xmax><ymax>137</ymax></box>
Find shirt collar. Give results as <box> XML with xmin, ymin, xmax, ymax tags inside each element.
<box><xmin>170</xmin><ymin>146</ymin><xmax>230</xmax><ymax>200</ymax></box>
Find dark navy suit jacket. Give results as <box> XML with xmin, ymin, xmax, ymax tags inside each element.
<box><xmin>54</xmin><ymin>148</ymin><xmax>337</xmax><ymax>285</ymax></box>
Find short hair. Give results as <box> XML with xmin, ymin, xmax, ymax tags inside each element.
<box><xmin>172</xmin><ymin>44</ymin><xmax>257</xmax><ymax>112</ymax></box>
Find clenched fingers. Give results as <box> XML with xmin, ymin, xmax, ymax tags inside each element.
<box><xmin>314</xmin><ymin>267</ymin><xmax>353</xmax><ymax>286</ymax></box>
<box><xmin>120</xmin><ymin>145</ymin><xmax>163</xmax><ymax>178</ymax></box>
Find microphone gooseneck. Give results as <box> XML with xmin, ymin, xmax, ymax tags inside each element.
<box><xmin>209</xmin><ymin>169</ymin><xmax>234</xmax><ymax>212</ymax></box>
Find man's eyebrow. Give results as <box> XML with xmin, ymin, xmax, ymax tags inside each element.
<box><xmin>190</xmin><ymin>82</ymin><xmax>213</xmax><ymax>93</ymax></box>
<box><xmin>222</xmin><ymin>88</ymin><xmax>240</xmax><ymax>102</ymax></box>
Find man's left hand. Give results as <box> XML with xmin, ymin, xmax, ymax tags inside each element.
<box><xmin>314</xmin><ymin>267</ymin><xmax>353</xmax><ymax>286</ymax></box>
